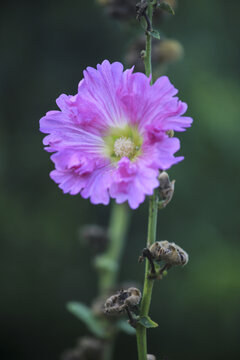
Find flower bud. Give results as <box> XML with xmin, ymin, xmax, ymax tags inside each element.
<box><xmin>149</xmin><ymin>241</ymin><xmax>189</xmax><ymax>266</ymax></box>
<box><xmin>158</xmin><ymin>171</ymin><xmax>175</xmax><ymax>207</ymax></box>
<box><xmin>104</xmin><ymin>288</ymin><xmax>141</xmax><ymax>315</ymax></box>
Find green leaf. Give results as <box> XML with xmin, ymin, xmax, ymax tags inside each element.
<box><xmin>158</xmin><ymin>1</ymin><xmax>175</xmax><ymax>15</ymax></box>
<box><xmin>67</xmin><ymin>302</ymin><xmax>106</xmax><ymax>338</ymax></box>
<box><xmin>138</xmin><ymin>316</ymin><xmax>159</xmax><ymax>328</ymax></box>
<box><xmin>150</xmin><ymin>29</ymin><xmax>160</xmax><ymax>40</ymax></box>
<box><xmin>117</xmin><ymin>320</ymin><xmax>136</xmax><ymax>335</ymax></box>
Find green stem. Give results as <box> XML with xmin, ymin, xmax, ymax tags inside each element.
<box><xmin>136</xmin><ymin>190</ymin><xmax>158</xmax><ymax>360</ymax></box>
<box><xmin>99</xmin><ymin>202</ymin><xmax>130</xmax><ymax>295</ymax></box>
<box><xmin>136</xmin><ymin>3</ymin><xmax>158</xmax><ymax>360</ymax></box>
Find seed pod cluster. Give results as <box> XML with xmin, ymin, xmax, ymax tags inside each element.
<box><xmin>149</xmin><ymin>241</ymin><xmax>188</xmax><ymax>266</ymax></box>
<box><xmin>104</xmin><ymin>287</ymin><xmax>141</xmax><ymax>315</ymax></box>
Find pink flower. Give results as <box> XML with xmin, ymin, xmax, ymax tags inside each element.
<box><xmin>40</xmin><ymin>60</ymin><xmax>192</xmax><ymax>209</ymax></box>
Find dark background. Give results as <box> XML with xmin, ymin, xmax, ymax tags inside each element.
<box><xmin>1</xmin><ymin>0</ymin><xmax>240</xmax><ymax>359</ymax></box>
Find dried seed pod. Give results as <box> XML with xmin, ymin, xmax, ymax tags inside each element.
<box><xmin>149</xmin><ymin>241</ymin><xmax>188</xmax><ymax>266</ymax></box>
<box><xmin>104</xmin><ymin>293</ymin><xmax>124</xmax><ymax>314</ymax></box>
<box><xmin>125</xmin><ymin>287</ymin><xmax>142</xmax><ymax>307</ymax></box>
<box><xmin>104</xmin><ymin>288</ymin><xmax>141</xmax><ymax>315</ymax></box>
<box><xmin>158</xmin><ymin>171</ymin><xmax>175</xmax><ymax>207</ymax></box>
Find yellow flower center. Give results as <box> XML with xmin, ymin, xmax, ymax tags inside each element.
<box><xmin>103</xmin><ymin>125</ymin><xmax>143</xmax><ymax>162</ymax></box>
<box><xmin>114</xmin><ymin>137</ymin><xmax>135</xmax><ymax>158</ymax></box>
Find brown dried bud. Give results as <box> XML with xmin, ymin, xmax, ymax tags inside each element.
<box><xmin>104</xmin><ymin>287</ymin><xmax>141</xmax><ymax>315</ymax></box>
<box><xmin>80</xmin><ymin>225</ymin><xmax>109</xmax><ymax>254</ymax></box>
<box><xmin>158</xmin><ymin>171</ymin><xmax>175</xmax><ymax>207</ymax></box>
<box><xmin>149</xmin><ymin>241</ymin><xmax>189</xmax><ymax>266</ymax></box>
<box><xmin>125</xmin><ymin>287</ymin><xmax>142</xmax><ymax>307</ymax></box>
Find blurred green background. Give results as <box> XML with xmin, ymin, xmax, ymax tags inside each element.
<box><xmin>1</xmin><ymin>0</ymin><xmax>240</xmax><ymax>359</ymax></box>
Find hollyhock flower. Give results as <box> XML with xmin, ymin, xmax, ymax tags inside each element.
<box><xmin>40</xmin><ymin>60</ymin><xmax>192</xmax><ymax>209</ymax></box>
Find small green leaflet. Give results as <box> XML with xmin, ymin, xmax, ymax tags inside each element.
<box><xmin>150</xmin><ymin>29</ymin><xmax>160</xmax><ymax>40</ymax></box>
<box><xmin>138</xmin><ymin>315</ymin><xmax>159</xmax><ymax>328</ymax></box>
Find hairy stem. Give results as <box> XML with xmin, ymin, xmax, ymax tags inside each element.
<box><xmin>136</xmin><ymin>2</ymin><xmax>159</xmax><ymax>360</ymax></box>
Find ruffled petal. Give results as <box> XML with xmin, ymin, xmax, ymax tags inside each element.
<box><xmin>50</xmin><ymin>149</ymin><xmax>95</xmax><ymax>175</ymax></box>
<box><xmin>40</xmin><ymin>110</ymin><xmax>105</xmax><ymax>154</ymax></box>
<box><xmin>152</xmin><ymin>136</ymin><xmax>184</xmax><ymax>170</ymax></box>
<box><xmin>117</xmin><ymin>72</ymin><xmax>151</xmax><ymax>127</ymax></box>
<box><xmin>109</xmin><ymin>158</ymin><xmax>159</xmax><ymax>209</ymax></box>
<box><xmin>81</xmin><ymin>165</ymin><xmax>113</xmax><ymax>205</ymax></box>
<box><xmin>50</xmin><ymin>170</ymin><xmax>89</xmax><ymax>195</ymax></box>
<box><xmin>80</xmin><ymin>60</ymin><xmax>127</xmax><ymax>129</ymax></box>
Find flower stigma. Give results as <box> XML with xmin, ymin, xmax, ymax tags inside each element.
<box><xmin>103</xmin><ymin>125</ymin><xmax>143</xmax><ymax>162</ymax></box>
<box><xmin>114</xmin><ymin>137</ymin><xmax>135</xmax><ymax>158</ymax></box>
